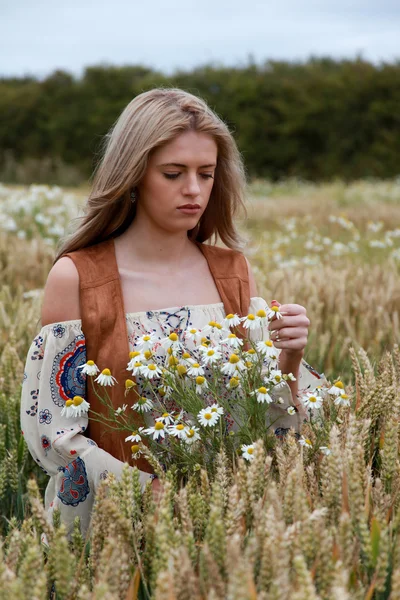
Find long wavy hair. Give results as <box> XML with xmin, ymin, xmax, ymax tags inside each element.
<box><xmin>54</xmin><ymin>87</ymin><xmax>248</xmax><ymax>264</ymax></box>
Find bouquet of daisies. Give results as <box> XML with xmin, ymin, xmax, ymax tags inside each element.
<box><xmin>68</xmin><ymin>302</ymin><xmax>334</xmax><ymax>479</ymax></box>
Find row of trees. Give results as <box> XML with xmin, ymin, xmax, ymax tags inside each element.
<box><xmin>1</xmin><ymin>56</ymin><xmax>400</xmax><ymax>183</ymax></box>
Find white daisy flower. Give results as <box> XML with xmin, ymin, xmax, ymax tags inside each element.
<box><xmin>131</xmin><ymin>397</ymin><xmax>154</xmax><ymax>412</ymax></box>
<box><xmin>182</xmin><ymin>425</ymin><xmax>201</xmax><ymax>444</ymax></box>
<box><xmin>140</xmin><ymin>363</ymin><xmax>163</xmax><ymax>379</ymax></box>
<box><xmin>302</xmin><ymin>392</ymin><xmax>324</xmax><ymax>410</ymax></box>
<box><xmin>221</xmin><ymin>354</ymin><xmax>247</xmax><ymax>376</ymax></box>
<box><xmin>202</xmin><ymin>321</ymin><xmax>224</xmax><ymax>340</ymax></box>
<box><xmin>334</xmin><ymin>392</ymin><xmax>351</xmax><ymax>407</ymax></box>
<box><xmin>77</xmin><ymin>360</ymin><xmax>100</xmax><ymax>376</ymax></box>
<box><xmin>251</xmin><ymin>386</ymin><xmax>273</xmax><ymax>404</ymax></box>
<box><xmin>287</xmin><ymin>406</ymin><xmax>297</xmax><ymax>415</ymax></box>
<box><xmin>167</xmin><ymin>422</ymin><xmax>188</xmax><ymax>439</ymax></box>
<box><xmin>254</xmin><ymin>308</ymin><xmax>269</xmax><ymax>326</ymax></box>
<box><xmin>94</xmin><ymin>368</ymin><xmax>118</xmax><ymax>386</ymax></box>
<box><xmin>195</xmin><ymin>375</ymin><xmax>209</xmax><ymax>394</ymax></box>
<box><xmin>199</xmin><ymin>346</ymin><xmax>223</xmax><ymax>366</ymax></box>
<box><xmin>187</xmin><ymin>361</ymin><xmax>205</xmax><ymax>377</ymax></box>
<box><xmin>143</xmin><ymin>421</ymin><xmax>167</xmax><ymax>441</ymax></box>
<box><xmin>157</xmin><ymin>383</ymin><xmax>173</xmax><ymax>399</ymax></box>
<box><xmin>130</xmin><ymin>443</ymin><xmax>143</xmax><ymax>458</ymax></box>
<box><xmin>284</xmin><ymin>372</ymin><xmax>297</xmax><ymax>382</ymax></box>
<box><xmin>183</xmin><ymin>327</ymin><xmax>203</xmax><ymax>344</ymax></box>
<box><xmin>244</xmin><ymin>348</ymin><xmax>258</xmax><ymax>363</ymax></box>
<box><xmin>221</xmin><ymin>313</ymin><xmax>242</xmax><ymax>328</ymax></box>
<box><xmin>60</xmin><ymin>399</ymin><xmax>75</xmax><ymax>418</ymax></box>
<box><xmin>298</xmin><ymin>435</ymin><xmax>313</xmax><ymax>448</ymax></box>
<box><xmin>155</xmin><ymin>412</ymin><xmax>175</xmax><ymax>426</ymax></box>
<box><xmin>135</xmin><ymin>332</ymin><xmax>157</xmax><ymax>350</ymax></box>
<box><xmin>160</xmin><ymin>332</ymin><xmax>184</xmax><ymax>353</ymax></box>
<box><xmin>267</xmin><ymin>305</ymin><xmax>283</xmax><ymax>320</ymax></box>
<box><xmin>266</xmin><ymin>369</ymin><xmax>286</xmax><ymax>388</ymax></box>
<box><xmin>256</xmin><ymin>339</ymin><xmax>279</xmax><ymax>358</ymax></box>
<box><xmin>209</xmin><ymin>403</ymin><xmax>224</xmax><ymax>415</ymax></box>
<box><xmin>328</xmin><ymin>380</ymin><xmax>345</xmax><ymax>396</ymax></box>
<box><xmin>69</xmin><ymin>396</ymin><xmax>90</xmax><ymax>417</ymax></box>
<box><xmin>197</xmin><ymin>407</ymin><xmax>220</xmax><ymax>427</ymax></box>
<box><xmin>226</xmin><ymin>376</ymin><xmax>242</xmax><ymax>390</ymax></box>
<box><xmin>221</xmin><ymin>332</ymin><xmax>243</xmax><ymax>350</ymax></box>
<box><xmin>128</xmin><ymin>361</ymin><xmax>145</xmax><ymax>377</ymax></box>
<box><xmin>320</xmin><ymin>446</ymin><xmax>332</xmax><ymax>455</ymax></box>
<box><xmin>241</xmin><ymin>444</ymin><xmax>255</xmax><ymax>462</ymax></box>
<box><xmin>125</xmin><ymin>427</ymin><xmax>145</xmax><ymax>443</ymax></box>
<box><xmin>241</xmin><ymin>314</ymin><xmax>259</xmax><ymax>331</ymax></box>
<box><xmin>115</xmin><ymin>403</ymin><xmax>128</xmax><ymax>416</ymax></box>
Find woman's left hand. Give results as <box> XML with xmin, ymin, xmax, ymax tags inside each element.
<box><xmin>268</xmin><ymin>300</ymin><xmax>310</xmax><ymax>355</ymax></box>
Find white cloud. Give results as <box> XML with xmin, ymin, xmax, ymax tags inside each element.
<box><xmin>1</xmin><ymin>0</ymin><xmax>399</xmax><ymax>78</ymax></box>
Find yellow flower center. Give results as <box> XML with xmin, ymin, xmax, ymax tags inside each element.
<box><xmin>265</xmin><ymin>340</ymin><xmax>273</xmax><ymax>347</ymax></box>
<box><xmin>102</xmin><ymin>368</ymin><xmax>111</xmax><ymax>376</ymax></box>
<box><xmin>138</xmin><ymin>397</ymin><xmax>148</xmax><ymax>405</ymax></box>
<box><xmin>309</xmin><ymin>396</ymin><xmax>317</xmax><ymax>403</ymax></box>
<box><xmin>226</xmin><ymin>314</ymin><xmax>234</xmax><ymax>319</ymax></box>
<box><xmin>148</xmin><ymin>364</ymin><xmax>157</xmax><ymax>371</ymax></box>
<box><xmin>87</xmin><ymin>360</ymin><xmax>95</xmax><ymax>366</ymax></box>
<box><xmin>125</xmin><ymin>379</ymin><xmax>135</xmax><ymax>389</ymax></box>
<box><xmin>169</xmin><ymin>356</ymin><xmax>179</xmax><ymax>366</ymax></box>
<box><xmin>247</xmin><ymin>349</ymin><xmax>256</xmax><ymax>355</ymax></box>
<box><xmin>155</xmin><ymin>422</ymin><xmax>165</xmax><ymax>430</ymax></box>
<box><xmin>176</xmin><ymin>424</ymin><xmax>184</xmax><ymax>430</ymax></box>
<box><xmin>177</xmin><ymin>365</ymin><xmax>187</xmax><ymax>376</ymax></box>
<box><xmin>216</xmin><ymin>323</ymin><xmax>222</xmax><ymax>329</ymax></box>
<box><xmin>187</xmin><ymin>429</ymin><xmax>195</xmax><ymax>437</ymax></box>
<box><xmin>270</xmin><ymin>306</ymin><xmax>280</xmax><ymax>313</ymax></box>
<box><xmin>133</xmin><ymin>361</ymin><xmax>142</xmax><ymax>368</ymax></box>
<box><xmin>162</xmin><ymin>412</ymin><xmax>170</xmax><ymax>418</ymax></box>
<box><xmin>208</xmin><ymin>321</ymin><xmax>217</xmax><ymax>327</ymax></box>
<box><xmin>169</xmin><ymin>333</ymin><xmax>178</xmax><ymax>342</ymax></box>
<box><xmin>191</xmin><ymin>363</ymin><xmax>200</xmax><ymax>369</ymax></box>
<box><xmin>204</xmin><ymin>412</ymin><xmax>212</xmax><ymax>420</ymax></box>
<box><xmin>229</xmin><ymin>354</ymin><xmax>240</xmax><ymax>364</ymax></box>
<box><xmin>274</xmin><ymin>375</ymin><xmax>282</xmax><ymax>382</ymax></box>
<box><xmin>158</xmin><ymin>387</ymin><xmax>166</xmax><ymax>397</ymax></box>
<box><xmin>196</xmin><ymin>376</ymin><xmax>205</xmax><ymax>385</ymax></box>
<box><xmin>207</xmin><ymin>349</ymin><xmax>215</xmax><ymax>356</ymax></box>
<box><xmin>73</xmin><ymin>396</ymin><xmax>84</xmax><ymax>406</ymax></box>
<box><xmin>334</xmin><ymin>381</ymin><xmax>344</xmax><ymax>389</ymax></box>
<box><xmin>211</xmin><ymin>407</ymin><xmax>218</xmax><ymax>413</ymax></box>
<box><xmin>247</xmin><ymin>447</ymin><xmax>254</xmax><ymax>454</ymax></box>
<box><xmin>129</xmin><ymin>351</ymin><xmax>141</xmax><ymax>359</ymax></box>
<box><xmin>131</xmin><ymin>444</ymin><xmax>140</xmax><ymax>453</ymax></box>
<box><xmin>189</xmin><ymin>329</ymin><xmax>197</xmax><ymax>334</ymax></box>
<box><xmin>246</xmin><ymin>361</ymin><xmax>253</xmax><ymax>369</ymax></box>
<box><xmin>340</xmin><ymin>393</ymin><xmax>349</xmax><ymax>399</ymax></box>
<box><xmin>247</xmin><ymin>314</ymin><xmax>255</xmax><ymax>321</ymax></box>
<box><xmin>305</xmin><ymin>438</ymin><xmax>312</xmax><ymax>445</ymax></box>
<box><xmin>258</xmin><ymin>387</ymin><xmax>267</xmax><ymax>394</ymax></box>
<box><xmin>182</xmin><ymin>352</ymin><xmax>191</xmax><ymax>359</ymax></box>
<box><xmin>143</xmin><ymin>335</ymin><xmax>151</xmax><ymax>341</ymax></box>
<box><xmin>229</xmin><ymin>377</ymin><xmax>240</xmax><ymax>388</ymax></box>
<box><xmin>65</xmin><ymin>399</ymin><xmax>73</xmax><ymax>407</ymax></box>
<box><xmin>256</xmin><ymin>309</ymin><xmax>267</xmax><ymax>318</ymax></box>
<box><xmin>144</xmin><ymin>350</ymin><xmax>153</xmax><ymax>360</ymax></box>
<box><xmin>228</xmin><ymin>333</ymin><xmax>237</xmax><ymax>339</ymax></box>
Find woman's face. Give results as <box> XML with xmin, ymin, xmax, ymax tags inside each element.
<box><xmin>136</xmin><ymin>130</ymin><xmax>217</xmax><ymax>234</ymax></box>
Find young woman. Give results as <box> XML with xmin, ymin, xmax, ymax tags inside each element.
<box><xmin>20</xmin><ymin>88</ymin><xmax>323</xmax><ymax>537</ymax></box>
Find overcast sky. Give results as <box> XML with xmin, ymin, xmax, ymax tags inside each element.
<box><xmin>1</xmin><ymin>0</ymin><xmax>399</xmax><ymax>79</ymax></box>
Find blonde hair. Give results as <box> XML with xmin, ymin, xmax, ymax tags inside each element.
<box><xmin>54</xmin><ymin>87</ymin><xmax>248</xmax><ymax>264</ymax></box>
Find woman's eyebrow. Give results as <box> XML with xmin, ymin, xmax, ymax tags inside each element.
<box><xmin>157</xmin><ymin>162</ymin><xmax>216</xmax><ymax>168</ymax></box>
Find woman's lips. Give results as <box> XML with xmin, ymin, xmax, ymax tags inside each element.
<box><xmin>177</xmin><ymin>204</ymin><xmax>201</xmax><ymax>214</ymax></box>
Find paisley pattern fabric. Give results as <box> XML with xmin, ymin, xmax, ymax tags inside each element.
<box><xmin>20</xmin><ymin>297</ymin><xmax>326</xmax><ymax>537</ymax></box>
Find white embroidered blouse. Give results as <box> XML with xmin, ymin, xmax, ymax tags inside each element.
<box><xmin>20</xmin><ymin>297</ymin><xmax>324</xmax><ymax>536</ymax></box>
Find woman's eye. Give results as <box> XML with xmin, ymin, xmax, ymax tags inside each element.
<box><xmin>163</xmin><ymin>173</ymin><xmax>214</xmax><ymax>180</ymax></box>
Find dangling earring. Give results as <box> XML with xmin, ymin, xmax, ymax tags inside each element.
<box><xmin>130</xmin><ymin>188</ymin><xmax>137</xmax><ymax>203</ymax></box>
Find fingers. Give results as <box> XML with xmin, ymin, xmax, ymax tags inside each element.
<box><xmin>270</xmin><ymin>327</ymin><xmax>309</xmax><ymax>342</ymax></box>
<box><xmin>271</xmin><ymin>336</ymin><xmax>308</xmax><ymax>351</ymax></box>
<box><xmin>269</xmin><ymin>314</ymin><xmax>310</xmax><ymax>333</ymax></box>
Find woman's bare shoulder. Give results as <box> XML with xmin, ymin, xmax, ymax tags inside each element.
<box><xmin>41</xmin><ymin>257</ymin><xmax>81</xmax><ymax>326</ymax></box>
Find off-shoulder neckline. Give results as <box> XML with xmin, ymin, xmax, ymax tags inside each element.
<box><xmin>39</xmin><ymin>297</ymin><xmax>265</xmax><ymax>332</ymax></box>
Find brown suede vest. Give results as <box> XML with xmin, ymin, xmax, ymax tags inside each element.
<box><xmin>61</xmin><ymin>237</ymin><xmax>250</xmax><ymax>473</ymax></box>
